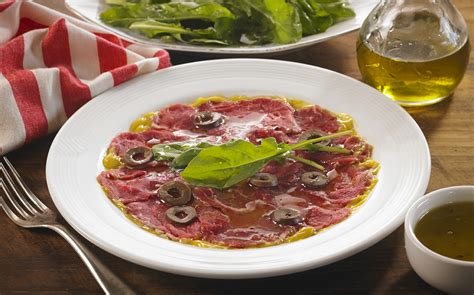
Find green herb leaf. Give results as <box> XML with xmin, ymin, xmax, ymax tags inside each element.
<box><xmin>129</xmin><ymin>20</ymin><xmax>193</xmax><ymax>38</ymax></box>
<box><xmin>296</xmin><ymin>143</ymin><xmax>351</xmax><ymax>154</ymax></box>
<box><xmin>152</xmin><ymin>142</ymin><xmax>213</xmax><ymax>169</ymax></box>
<box><xmin>152</xmin><ymin>3</ymin><xmax>235</xmax><ymax>22</ymax></box>
<box><xmin>100</xmin><ymin>0</ymin><xmax>354</xmax><ymax>46</ymax></box>
<box><xmin>181</xmin><ymin>138</ymin><xmax>282</xmax><ymax>189</ymax></box>
<box><xmin>282</xmin><ymin>130</ymin><xmax>352</xmax><ymax>150</ymax></box>
<box><xmin>262</xmin><ymin>0</ymin><xmax>302</xmax><ymax>44</ymax></box>
<box><xmin>181</xmin><ymin>130</ymin><xmax>352</xmax><ymax>189</ymax></box>
<box><xmin>172</xmin><ymin>143</ymin><xmax>214</xmax><ymax>168</ymax></box>
<box><xmin>152</xmin><ymin>143</ymin><xmax>190</xmax><ymax>161</ymax></box>
<box><xmin>100</xmin><ymin>4</ymin><xmax>148</xmax><ymax>27</ymax></box>
<box><xmin>288</xmin><ymin>154</ymin><xmax>325</xmax><ymax>170</ymax></box>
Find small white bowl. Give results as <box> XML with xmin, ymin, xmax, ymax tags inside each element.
<box><xmin>405</xmin><ymin>186</ymin><xmax>474</xmax><ymax>294</ymax></box>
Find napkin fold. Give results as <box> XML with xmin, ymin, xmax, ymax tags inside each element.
<box><xmin>0</xmin><ymin>1</ymin><xmax>171</xmax><ymax>155</ymax></box>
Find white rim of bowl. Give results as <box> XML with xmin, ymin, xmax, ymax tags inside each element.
<box><xmin>405</xmin><ymin>185</ymin><xmax>474</xmax><ymax>266</ymax></box>
<box><xmin>46</xmin><ymin>58</ymin><xmax>432</xmax><ymax>277</ymax></box>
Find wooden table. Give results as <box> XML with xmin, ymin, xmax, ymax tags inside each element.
<box><xmin>1</xmin><ymin>1</ymin><xmax>472</xmax><ymax>294</ymax></box>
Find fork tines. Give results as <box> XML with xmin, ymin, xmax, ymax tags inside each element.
<box><xmin>0</xmin><ymin>157</ymin><xmax>52</xmax><ymax>221</ymax></box>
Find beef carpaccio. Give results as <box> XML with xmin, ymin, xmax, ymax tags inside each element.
<box><xmin>97</xmin><ymin>97</ymin><xmax>379</xmax><ymax>248</ymax></box>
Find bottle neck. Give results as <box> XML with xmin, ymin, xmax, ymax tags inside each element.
<box><xmin>362</xmin><ymin>0</ymin><xmax>467</xmax><ymax>60</ymax></box>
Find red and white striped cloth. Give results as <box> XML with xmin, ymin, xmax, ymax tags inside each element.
<box><xmin>0</xmin><ymin>1</ymin><xmax>171</xmax><ymax>155</ymax></box>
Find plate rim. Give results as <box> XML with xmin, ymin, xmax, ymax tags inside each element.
<box><xmin>46</xmin><ymin>58</ymin><xmax>431</xmax><ymax>278</ymax></box>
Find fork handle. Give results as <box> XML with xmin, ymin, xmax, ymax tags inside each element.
<box><xmin>47</xmin><ymin>224</ymin><xmax>136</xmax><ymax>295</ymax></box>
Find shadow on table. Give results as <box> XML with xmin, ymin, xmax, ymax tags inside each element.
<box><xmin>383</xmin><ymin>269</ymin><xmax>443</xmax><ymax>295</ymax></box>
<box><xmin>113</xmin><ymin>226</ymin><xmax>442</xmax><ymax>295</ymax></box>
<box><xmin>169</xmin><ymin>37</ymin><xmax>355</xmax><ymax>76</ymax></box>
<box><xmin>403</xmin><ymin>94</ymin><xmax>452</xmax><ymax>139</ymax></box>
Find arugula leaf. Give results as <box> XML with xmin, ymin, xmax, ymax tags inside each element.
<box><xmin>171</xmin><ymin>27</ymin><xmax>232</xmax><ymax>45</ymax></box>
<box><xmin>288</xmin><ymin>154</ymin><xmax>324</xmax><ymax>170</ymax></box>
<box><xmin>152</xmin><ymin>142</ymin><xmax>213</xmax><ymax>169</ymax></box>
<box><xmin>105</xmin><ymin>0</ymin><xmax>129</xmax><ymax>6</ymax></box>
<box><xmin>100</xmin><ymin>0</ymin><xmax>354</xmax><ymax>46</ymax></box>
<box><xmin>291</xmin><ymin>0</ymin><xmax>317</xmax><ymax>35</ymax></box>
<box><xmin>172</xmin><ymin>143</ymin><xmax>214</xmax><ymax>168</ymax></box>
<box><xmin>233</xmin><ymin>0</ymin><xmax>302</xmax><ymax>44</ymax></box>
<box><xmin>317</xmin><ymin>0</ymin><xmax>355</xmax><ymax>22</ymax></box>
<box><xmin>181</xmin><ymin>130</ymin><xmax>352</xmax><ymax>189</ymax></box>
<box><xmin>301</xmin><ymin>0</ymin><xmax>334</xmax><ymax>33</ymax></box>
<box><xmin>181</xmin><ymin>138</ymin><xmax>281</xmax><ymax>189</ymax></box>
<box><xmin>148</xmin><ymin>3</ymin><xmax>235</xmax><ymax>22</ymax></box>
<box><xmin>152</xmin><ymin>143</ymin><xmax>189</xmax><ymax>161</ymax></box>
<box><xmin>262</xmin><ymin>0</ymin><xmax>302</xmax><ymax>44</ymax></box>
<box><xmin>281</xmin><ymin>130</ymin><xmax>352</xmax><ymax>150</ymax></box>
<box><xmin>100</xmin><ymin>4</ymin><xmax>148</xmax><ymax>27</ymax></box>
<box><xmin>299</xmin><ymin>144</ymin><xmax>351</xmax><ymax>154</ymax></box>
<box><xmin>171</xmin><ymin>148</ymin><xmax>203</xmax><ymax>169</ymax></box>
<box><xmin>129</xmin><ymin>20</ymin><xmax>192</xmax><ymax>37</ymax></box>
<box><xmin>185</xmin><ymin>38</ymin><xmax>230</xmax><ymax>45</ymax></box>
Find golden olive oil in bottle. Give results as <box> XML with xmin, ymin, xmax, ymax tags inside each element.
<box><xmin>357</xmin><ymin>0</ymin><xmax>470</xmax><ymax>106</ymax></box>
<box><xmin>357</xmin><ymin>38</ymin><xmax>470</xmax><ymax>106</ymax></box>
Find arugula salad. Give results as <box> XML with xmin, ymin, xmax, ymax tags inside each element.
<box><xmin>154</xmin><ymin>131</ymin><xmax>352</xmax><ymax>189</ymax></box>
<box><xmin>100</xmin><ymin>0</ymin><xmax>356</xmax><ymax>46</ymax></box>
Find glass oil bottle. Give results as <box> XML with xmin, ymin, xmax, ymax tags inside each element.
<box><xmin>357</xmin><ymin>0</ymin><xmax>470</xmax><ymax>106</ymax></box>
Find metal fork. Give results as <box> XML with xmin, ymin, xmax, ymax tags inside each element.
<box><xmin>0</xmin><ymin>157</ymin><xmax>136</xmax><ymax>295</ymax></box>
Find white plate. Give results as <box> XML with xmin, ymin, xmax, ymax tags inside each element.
<box><xmin>46</xmin><ymin>59</ymin><xmax>430</xmax><ymax>279</ymax></box>
<box><xmin>65</xmin><ymin>0</ymin><xmax>378</xmax><ymax>55</ymax></box>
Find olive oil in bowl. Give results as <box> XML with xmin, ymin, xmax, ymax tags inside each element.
<box><xmin>415</xmin><ymin>202</ymin><xmax>474</xmax><ymax>262</ymax></box>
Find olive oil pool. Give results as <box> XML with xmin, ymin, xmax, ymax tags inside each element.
<box><xmin>415</xmin><ymin>202</ymin><xmax>474</xmax><ymax>262</ymax></box>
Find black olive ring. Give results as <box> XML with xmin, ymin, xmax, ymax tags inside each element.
<box><xmin>194</xmin><ymin>111</ymin><xmax>224</xmax><ymax>129</ymax></box>
<box><xmin>158</xmin><ymin>181</ymin><xmax>192</xmax><ymax>206</ymax></box>
<box><xmin>271</xmin><ymin>208</ymin><xmax>303</xmax><ymax>225</ymax></box>
<box><xmin>299</xmin><ymin>130</ymin><xmax>331</xmax><ymax>146</ymax></box>
<box><xmin>123</xmin><ymin>146</ymin><xmax>153</xmax><ymax>167</ymax></box>
<box><xmin>250</xmin><ymin>173</ymin><xmax>278</xmax><ymax>187</ymax></box>
<box><xmin>301</xmin><ymin>171</ymin><xmax>329</xmax><ymax>188</ymax></box>
<box><xmin>166</xmin><ymin>206</ymin><xmax>197</xmax><ymax>224</ymax></box>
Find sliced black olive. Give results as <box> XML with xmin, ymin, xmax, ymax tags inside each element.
<box><xmin>166</xmin><ymin>206</ymin><xmax>197</xmax><ymax>224</ymax></box>
<box><xmin>271</xmin><ymin>208</ymin><xmax>303</xmax><ymax>225</ymax></box>
<box><xmin>250</xmin><ymin>173</ymin><xmax>278</xmax><ymax>187</ymax></box>
<box><xmin>123</xmin><ymin>146</ymin><xmax>153</xmax><ymax>167</ymax></box>
<box><xmin>301</xmin><ymin>171</ymin><xmax>329</xmax><ymax>188</ymax></box>
<box><xmin>194</xmin><ymin>111</ymin><xmax>224</xmax><ymax>129</ymax></box>
<box><xmin>299</xmin><ymin>130</ymin><xmax>330</xmax><ymax>146</ymax></box>
<box><xmin>158</xmin><ymin>181</ymin><xmax>192</xmax><ymax>206</ymax></box>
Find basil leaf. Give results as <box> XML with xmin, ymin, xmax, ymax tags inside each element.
<box><xmin>152</xmin><ymin>142</ymin><xmax>214</xmax><ymax>168</ymax></box>
<box><xmin>181</xmin><ymin>138</ymin><xmax>282</xmax><ymax>189</ymax></box>
<box><xmin>152</xmin><ymin>143</ymin><xmax>190</xmax><ymax>161</ymax></box>
<box><xmin>180</xmin><ymin>131</ymin><xmax>352</xmax><ymax>189</ymax></box>
<box><xmin>172</xmin><ymin>142</ymin><xmax>214</xmax><ymax>168</ymax></box>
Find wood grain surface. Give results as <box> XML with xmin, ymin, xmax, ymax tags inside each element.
<box><xmin>1</xmin><ymin>0</ymin><xmax>472</xmax><ymax>294</ymax></box>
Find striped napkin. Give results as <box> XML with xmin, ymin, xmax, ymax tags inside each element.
<box><xmin>0</xmin><ymin>1</ymin><xmax>171</xmax><ymax>155</ymax></box>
